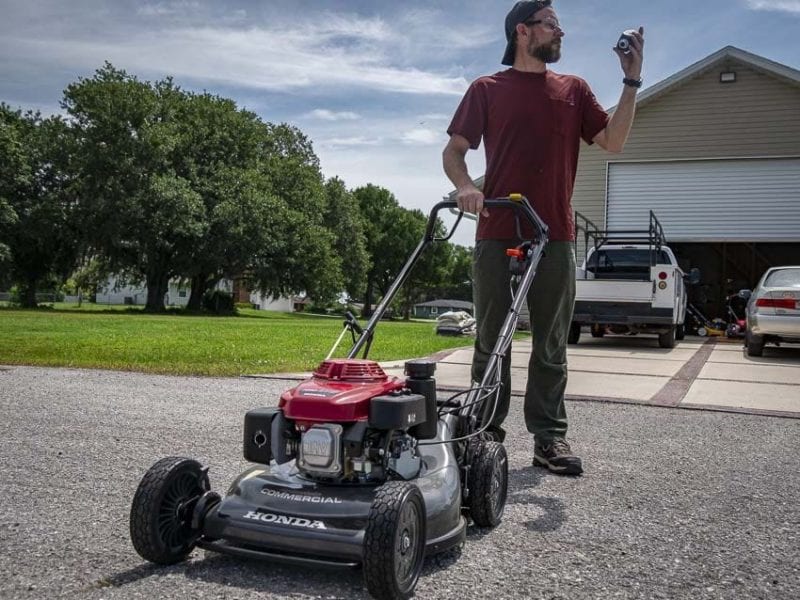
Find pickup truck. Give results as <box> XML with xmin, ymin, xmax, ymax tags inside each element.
<box><xmin>570</xmin><ymin>211</ymin><xmax>698</xmax><ymax>348</ymax></box>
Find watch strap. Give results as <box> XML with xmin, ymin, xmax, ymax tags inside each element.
<box><xmin>623</xmin><ymin>77</ymin><xmax>643</xmax><ymax>88</ymax></box>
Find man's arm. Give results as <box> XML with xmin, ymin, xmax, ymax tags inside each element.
<box><xmin>443</xmin><ymin>133</ymin><xmax>488</xmax><ymax>216</ymax></box>
<box><xmin>593</xmin><ymin>26</ymin><xmax>644</xmax><ymax>153</ymax></box>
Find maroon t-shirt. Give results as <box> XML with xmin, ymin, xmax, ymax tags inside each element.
<box><xmin>447</xmin><ymin>69</ymin><xmax>609</xmax><ymax>241</ymax></box>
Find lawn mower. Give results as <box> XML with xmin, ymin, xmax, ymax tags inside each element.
<box><xmin>129</xmin><ymin>195</ymin><xmax>549</xmax><ymax>600</ymax></box>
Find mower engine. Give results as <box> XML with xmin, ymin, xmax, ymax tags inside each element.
<box><xmin>243</xmin><ymin>359</ymin><xmax>438</xmax><ymax>483</ymax></box>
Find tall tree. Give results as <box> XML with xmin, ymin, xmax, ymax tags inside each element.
<box><xmin>352</xmin><ymin>185</ymin><xmax>454</xmax><ymax>318</ymax></box>
<box><xmin>0</xmin><ymin>104</ymin><xmax>23</xmax><ymax>274</ymax></box>
<box><xmin>353</xmin><ymin>184</ymin><xmax>404</xmax><ymax>316</ymax></box>
<box><xmin>165</xmin><ymin>92</ymin><xmax>276</xmax><ymax>310</ymax></box>
<box><xmin>0</xmin><ymin>105</ymin><xmax>79</xmax><ymax>307</ymax></box>
<box><xmin>436</xmin><ymin>244</ymin><xmax>474</xmax><ymax>302</ymax></box>
<box><xmin>397</xmin><ymin>209</ymin><xmax>453</xmax><ymax>319</ymax></box>
<box><xmin>63</xmin><ymin>65</ymin><xmax>208</xmax><ymax>311</ymax></box>
<box><xmin>322</xmin><ymin>177</ymin><xmax>369</xmax><ymax>302</ymax></box>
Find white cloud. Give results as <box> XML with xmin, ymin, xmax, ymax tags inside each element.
<box><xmin>137</xmin><ymin>1</ymin><xmax>201</xmax><ymax>17</ymax></box>
<box><xmin>307</xmin><ymin>109</ymin><xmax>361</xmax><ymax>121</ymax></box>
<box><xmin>320</xmin><ymin>136</ymin><xmax>382</xmax><ymax>148</ymax></box>
<box><xmin>418</xmin><ymin>113</ymin><xmax>451</xmax><ymax>121</ymax></box>
<box><xmin>3</xmin><ymin>21</ymin><xmax>469</xmax><ymax>96</ymax></box>
<box><xmin>744</xmin><ymin>0</ymin><xmax>800</xmax><ymax>13</ymax></box>
<box><xmin>401</xmin><ymin>128</ymin><xmax>445</xmax><ymax>145</ymax></box>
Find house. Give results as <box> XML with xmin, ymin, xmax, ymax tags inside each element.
<box><xmin>413</xmin><ymin>299</ymin><xmax>474</xmax><ymax>319</ymax></box>
<box><xmin>452</xmin><ymin>46</ymin><xmax>800</xmax><ymax>318</ymax></box>
<box><xmin>97</xmin><ymin>276</ymin><xmax>298</xmax><ymax>312</ymax></box>
<box><xmin>95</xmin><ymin>276</ymin><xmax>209</xmax><ymax>307</ymax></box>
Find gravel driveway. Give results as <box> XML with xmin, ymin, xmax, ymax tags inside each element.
<box><xmin>1</xmin><ymin>365</ymin><xmax>798</xmax><ymax>599</ymax></box>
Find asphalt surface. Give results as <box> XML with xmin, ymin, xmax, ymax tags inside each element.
<box><xmin>1</xmin><ymin>365</ymin><xmax>798</xmax><ymax>600</ymax></box>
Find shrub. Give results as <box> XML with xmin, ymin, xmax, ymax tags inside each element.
<box><xmin>202</xmin><ymin>290</ymin><xmax>235</xmax><ymax>315</ymax></box>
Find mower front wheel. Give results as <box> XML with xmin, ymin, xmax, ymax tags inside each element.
<box><xmin>130</xmin><ymin>456</ymin><xmax>209</xmax><ymax>565</ymax></box>
<box><xmin>468</xmin><ymin>441</ymin><xmax>508</xmax><ymax>528</ymax></box>
<box><xmin>363</xmin><ymin>481</ymin><xmax>426</xmax><ymax>600</ymax></box>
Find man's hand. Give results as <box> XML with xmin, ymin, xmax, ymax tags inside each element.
<box><xmin>614</xmin><ymin>26</ymin><xmax>644</xmax><ymax>80</ymax></box>
<box><xmin>455</xmin><ymin>183</ymin><xmax>488</xmax><ymax>217</ymax></box>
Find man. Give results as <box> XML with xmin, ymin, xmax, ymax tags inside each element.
<box><xmin>442</xmin><ymin>0</ymin><xmax>644</xmax><ymax>475</ymax></box>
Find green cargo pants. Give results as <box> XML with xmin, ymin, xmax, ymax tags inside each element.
<box><xmin>471</xmin><ymin>240</ymin><xmax>576</xmax><ymax>442</ymax></box>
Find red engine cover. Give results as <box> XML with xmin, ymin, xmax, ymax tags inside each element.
<box><xmin>279</xmin><ymin>359</ymin><xmax>405</xmax><ymax>422</ymax></box>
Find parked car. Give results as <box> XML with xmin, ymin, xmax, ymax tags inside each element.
<box><xmin>743</xmin><ymin>266</ymin><xmax>800</xmax><ymax>356</ymax></box>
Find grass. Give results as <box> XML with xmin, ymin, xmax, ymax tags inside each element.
<box><xmin>0</xmin><ymin>304</ymin><xmax>478</xmax><ymax>376</ymax></box>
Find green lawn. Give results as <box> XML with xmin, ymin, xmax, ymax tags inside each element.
<box><xmin>0</xmin><ymin>305</ymin><xmax>476</xmax><ymax>376</ymax></box>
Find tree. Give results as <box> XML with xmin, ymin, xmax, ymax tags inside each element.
<box><xmin>63</xmin><ymin>65</ymin><xmax>208</xmax><ymax>311</ymax></box>
<box><xmin>0</xmin><ymin>105</ymin><xmax>79</xmax><ymax>307</ymax></box>
<box><xmin>0</xmin><ymin>104</ymin><xmax>22</xmax><ymax>274</ymax></box>
<box><xmin>65</xmin><ymin>66</ymin><xmax>346</xmax><ymax>312</ymax></box>
<box><xmin>352</xmin><ymin>185</ymin><xmax>456</xmax><ymax>319</ymax></box>
<box><xmin>397</xmin><ymin>209</ymin><xmax>453</xmax><ymax>319</ymax></box>
<box><xmin>322</xmin><ymin>177</ymin><xmax>369</xmax><ymax>302</ymax></box>
<box><xmin>436</xmin><ymin>244</ymin><xmax>473</xmax><ymax>302</ymax></box>
<box><xmin>353</xmin><ymin>184</ymin><xmax>406</xmax><ymax>316</ymax></box>
<box><xmin>164</xmin><ymin>92</ymin><xmax>278</xmax><ymax>310</ymax></box>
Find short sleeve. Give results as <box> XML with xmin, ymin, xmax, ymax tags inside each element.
<box><xmin>447</xmin><ymin>80</ymin><xmax>488</xmax><ymax>150</ymax></box>
<box><xmin>579</xmin><ymin>81</ymin><xmax>609</xmax><ymax>145</ymax></box>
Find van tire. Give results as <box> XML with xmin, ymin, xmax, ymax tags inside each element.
<box><xmin>658</xmin><ymin>326</ymin><xmax>676</xmax><ymax>349</ymax></box>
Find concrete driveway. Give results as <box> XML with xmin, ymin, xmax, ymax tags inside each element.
<box><xmin>379</xmin><ymin>335</ymin><xmax>800</xmax><ymax>419</ymax></box>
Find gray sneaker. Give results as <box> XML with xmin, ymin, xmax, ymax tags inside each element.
<box><xmin>533</xmin><ymin>438</ymin><xmax>583</xmax><ymax>475</ymax></box>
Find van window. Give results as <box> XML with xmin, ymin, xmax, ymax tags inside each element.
<box><xmin>587</xmin><ymin>248</ymin><xmax>671</xmax><ymax>278</ymax></box>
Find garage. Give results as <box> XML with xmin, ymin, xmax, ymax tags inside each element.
<box><xmin>571</xmin><ymin>46</ymin><xmax>800</xmax><ymax>321</ymax></box>
<box><xmin>605</xmin><ymin>157</ymin><xmax>800</xmax><ymax>317</ymax></box>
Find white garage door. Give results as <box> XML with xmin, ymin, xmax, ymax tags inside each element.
<box><xmin>607</xmin><ymin>158</ymin><xmax>800</xmax><ymax>242</ymax></box>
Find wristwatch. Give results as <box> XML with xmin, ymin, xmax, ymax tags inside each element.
<box><xmin>623</xmin><ymin>77</ymin><xmax>643</xmax><ymax>88</ymax></box>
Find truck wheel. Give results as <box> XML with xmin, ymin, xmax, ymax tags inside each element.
<box><xmin>658</xmin><ymin>326</ymin><xmax>676</xmax><ymax>349</ymax></box>
<box><xmin>675</xmin><ymin>324</ymin><xmax>685</xmax><ymax>340</ymax></box>
<box><xmin>746</xmin><ymin>332</ymin><xmax>765</xmax><ymax>357</ymax></box>
<box><xmin>467</xmin><ymin>440</ymin><xmax>508</xmax><ymax>528</ymax></box>
<box><xmin>130</xmin><ymin>457</ymin><xmax>209</xmax><ymax>564</ymax></box>
<box><xmin>567</xmin><ymin>322</ymin><xmax>581</xmax><ymax>344</ymax></box>
<box><xmin>363</xmin><ymin>481</ymin><xmax>426</xmax><ymax>600</ymax></box>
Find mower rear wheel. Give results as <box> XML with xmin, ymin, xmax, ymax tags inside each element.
<box><xmin>468</xmin><ymin>441</ymin><xmax>508</xmax><ymax>528</ymax></box>
<box><xmin>130</xmin><ymin>456</ymin><xmax>209</xmax><ymax>565</ymax></box>
<box><xmin>363</xmin><ymin>481</ymin><xmax>426</xmax><ymax>600</ymax></box>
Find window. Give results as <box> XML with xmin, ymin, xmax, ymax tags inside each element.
<box><xmin>765</xmin><ymin>268</ymin><xmax>800</xmax><ymax>288</ymax></box>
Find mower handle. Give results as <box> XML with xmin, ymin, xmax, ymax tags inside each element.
<box><xmin>346</xmin><ymin>194</ymin><xmax>549</xmax><ymax>360</ymax></box>
<box><xmin>427</xmin><ymin>195</ymin><xmax>549</xmax><ymax>242</ymax></box>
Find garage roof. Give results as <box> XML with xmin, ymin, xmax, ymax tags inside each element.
<box><xmin>614</xmin><ymin>46</ymin><xmax>800</xmax><ymax>112</ymax></box>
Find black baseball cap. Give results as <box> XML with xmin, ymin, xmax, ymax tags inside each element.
<box><xmin>501</xmin><ymin>0</ymin><xmax>552</xmax><ymax>66</ymax></box>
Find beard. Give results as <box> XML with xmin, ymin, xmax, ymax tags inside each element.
<box><xmin>528</xmin><ymin>38</ymin><xmax>561</xmax><ymax>63</ymax></box>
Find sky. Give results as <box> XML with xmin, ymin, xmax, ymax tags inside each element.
<box><xmin>1</xmin><ymin>0</ymin><xmax>799</xmax><ymax>246</ymax></box>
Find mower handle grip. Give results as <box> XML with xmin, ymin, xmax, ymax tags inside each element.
<box><xmin>427</xmin><ymin>195</ymin><xmax>549</xmax><ymax>242</ymax></box>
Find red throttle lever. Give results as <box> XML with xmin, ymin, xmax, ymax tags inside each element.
<box><xmin>506</xmin><ymin>244</ymin><xmax>532</xmax><ymax>275</ymax></box>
